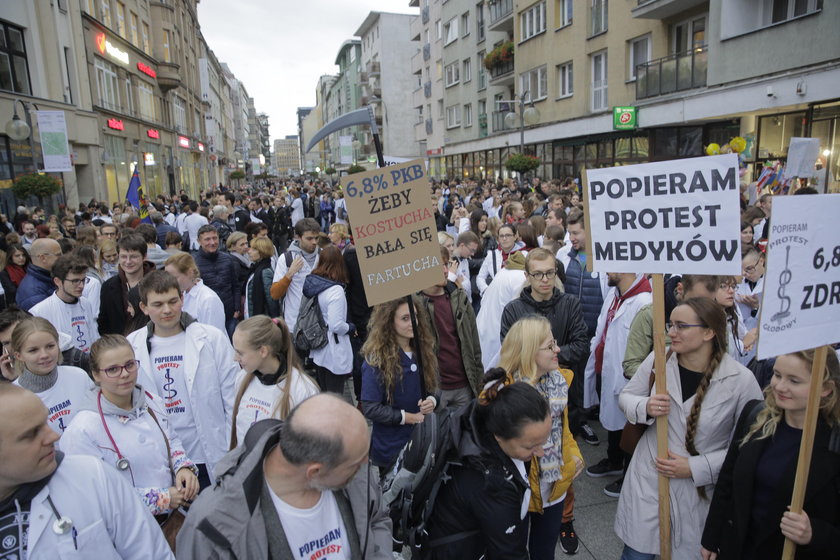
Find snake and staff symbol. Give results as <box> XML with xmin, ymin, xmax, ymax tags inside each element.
<box><xmin>771</xmin><ymin>245</ymin><xmax>792</xmax><ymax>323</ymax></box>
<box><xmin>163</xmin><ymin>368</ymin><xmax>178</xmax><ymax>400</ymax></box>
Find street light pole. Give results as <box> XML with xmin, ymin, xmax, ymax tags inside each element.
<box><xmin>498</xmin><ymin>91</ymin><xmax>540</xmax><ymax>154</ymax></box>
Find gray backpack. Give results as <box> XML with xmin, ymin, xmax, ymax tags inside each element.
<box><xmin>293</xmin><ymin>294</ymin><xmax>328</xmax><ymax>352</ymax></box>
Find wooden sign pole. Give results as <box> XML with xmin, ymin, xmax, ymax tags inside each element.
<box><xmin>651</xmin><ymin>274</ymin><xmax>671</xmax><ymax>560</ymax></box>
<box><xmin>781</xmin><ymin>345</ymin><xmax>829</xmax><ymax>559</ymax></box>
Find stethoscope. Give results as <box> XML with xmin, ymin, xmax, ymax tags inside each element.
<box><xmin>97</xmin><ymin>392</ymin><xmax>131</xmax><ymax>471</ymax></box>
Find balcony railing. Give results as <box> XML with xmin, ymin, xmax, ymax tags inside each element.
<box><xmin>423</xmin><ymin>42</ymin><xmax>431</xmax><ymax>61</ymax></box>
<box><xmin>489</xmin><ymin>0</ymin><xmax>514</xmax><ymax>25</ymax></box>
<box><xmin>422</xmin><ymin>5</ymin><xmax>430</xmax><ymax>24</ymax></box>
<box><xmin>423</xmin><ymin>81</ymin><xmax>432</xmax><ymax>98</ymax></box>
<box><xmin>425</xmin><ymin>119</ymin><xmax>433</xmax><ymax>135</ymax></box>
<box><xmin>636</xmin><ymin>46</ymin><xmax>708</xmax><ymax>99</ymax></box>
<box><xmin>488</xmin><ymin>59</ymin><xmax>514</xmax><ymax>80</ymax></box>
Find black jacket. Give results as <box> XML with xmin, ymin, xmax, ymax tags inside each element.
<box><xmin>500</xmin><ymin>286</ymin><xmax>590</xmax><ymax>368</ymax></box>
<box><xmin>193</xmin><ymin>249</ymin><xmax>240</xmax><ymax>318</ymax></box>
<box><xmin>98</xmin><ymin>262</ymin><xmax>155</xmax><ymax>335</ymax></box>
<box><xmin>425</xmin><ymin>402</ymin><xmax>530</xmax><ymax>560</ymax></box>
<box><xmin>702</xmin><ymin>406</ymin><xmax>840</xmax><ymax>559</ymax></box>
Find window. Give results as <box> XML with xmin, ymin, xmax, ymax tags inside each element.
<box><xmin>162</xmin><ymin>30</ymin><xmax>171</xmax><ymax>62</ymax></box>
<box><xmin>0</xmin><ymin>22</ymin><xmax>32</xmax><ymax>95</ymax></box>
<box><xmin>444</xmin><ymin>17</ymin><xmax>459</xmax><ymax>44</ymax></box>
<box><xmin>100</xmin><ymin>0</ymin><xmax>111</xmax><ymax>27</ymax></box>
<box><xmin>478</xmin><ymin>99</ymin><xmax>486</xmax><ymax>118</ymax></box>
<box><xmin>435</xmin><ymin>20</ymin><xmax>442</xmax><ymax>40</ymax></box>
<box><xmin>520</xmin><ymin>65</ymin><xmax>548</xmax><ymax>100</ymax></box>
<box><xmin>521</xmin><ymin>2</ymin><xmax>546</xmax><ymax>41</ymax></box>
<box><xmin>463</xmin><ymin>58</ymin><xmax>472</xmax><ymax>82</ymax></box>
<box><xmin>116</xmin><ymin>1</ymin><xmax>126</xmax><ymax>36</ymax></box>
<box><xmin>591</xmin><ymin>51</ymin><xmax>607</xmax><ymax>111</ymax></box>
<box><xmin>557</xmin><ymin>61</ymin><xmax>573</xmax><ymax>97</ymax></box>
<box><xmin>762</xmin><ymin>0</ymin><xmax>821</xmax><ymax>26</ymax></box>
<box><xmin>137</xmin><ymin>82</ymin><xmax>156</xmax><ymax>121</ymax></box>
<box><xmin>463</xmin><ymin>103</ymin><xmax>473</xmax><ymax>127</ymax></box>
<box><xmin>476</xmin><ymin>2</ymin><xmax>485</xmax><ymax>42</ymax></box>
<box><xmin>461</xmin><ymin>12</ymin><xmax>470</xmax><ymax>36</ymax></box>
<box><xmin>446</xmin><ymin>105</ymin><xmax>461</xmax><ymax>128</ymax></box>
<box><xmin>172</xmin><ymin>95</ymin><xmax>186</xmax><ymax>132</ymax></box>
<box><xmin>477</xmin><ymin>51</ymin><xmax>486</xmax><ymax>89</ymax></box>
<box><xmin>558</xmin><ymin>0</ymin><xmax>573</xmax><ymax>27</ymax></box>
<box><xmin>124</xmin><ymin>76</ymin><xmax>133</xmax><ymax>115</ymax></box>
<box><xmin>95</xmin><ymin>57</ymin><xmax>120</xmax><ymax>111</ymax></box>
<box><xmin>194</xmin><ymin>109</ymin><xmax>201</xmax><ymax>136</ymax></box>
<box><xmin>129</xmin><ymin>12</ymin><xmax>138</xmax><ymax>45</ymax></box>
<box><xmin>437</xmin><ymin>99</ymin><xmax>444</xmax><ymax>120</ymax></box>
<box><xmin>141</xmin><ymin>22</ymin><xmax>150</xmax><ymax>54</ymax></box>
<box><xmin>591</xmin><ymin>0</ymin><xmax>608</xmax><ymax>36</ymax></box>
<box><xmin>81</xmin><ymin>0</ymin><xmax>94</xmax><ymax>14</ymax></box>
<box><xmin>673</xmin><ymin>16</ymin><xmax>705</xmax><ymax>54</ymax></box>
<box><xmin>436</xmin><ymin>60</ymin><xmax>443</xmax><ymax>80</ymax></box>
<box><xmin>629</xmin><ymin>35</ymin><xmax>650</xmax><ymax>80</ymax></box>
<box><xmin>445</xmin><ymin>61</ymin><xmax>460</xmax><ymax>87</ymax></box>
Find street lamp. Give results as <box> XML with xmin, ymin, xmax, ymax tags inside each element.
<box><xmin>4</xmin><ymin>99</ymin><xmax>40</xmax><ymax>172</ymax></box>
<box><xmin>499</xmin><ymin>91</ymin><xmax>540</xmax><ymax>154</ymax></box>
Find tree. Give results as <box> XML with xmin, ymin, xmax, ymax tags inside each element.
<box><xmin>229</xmin><ymin>170</ymin><xmax>246</xmax><ymax>186</ymax></box>
<box><xmin>12</xmin><ymin>173</ymin><xmax>62</xmax><ymax>206</ymax></box>
<box><xmin>324</xmin><ymin>167</ymin><xmax>337</xmax><ymax>177</ymax></box>
<box><xmin>347</xmin><ymin>164</ymin><xmax>367</xmax><ymax>174</ymax></box>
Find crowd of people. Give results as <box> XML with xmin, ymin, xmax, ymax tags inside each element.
<box><xmin>0</xmin><ymin>175</ymin><xmax>837</xmax><ymax>560</ymax></box>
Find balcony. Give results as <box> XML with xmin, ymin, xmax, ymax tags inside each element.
<box><xmin>360</xmin><ymin>71</ymin><xmax>369</xmax><ymax>84</ymax></box>
<box><xmin>632</xmin><ymin>0</ymin><xmax>708</xmax><ymax>19</ymax></box>
<box><xmin>426</xmin><ymin>119</ymin><xmax>434</xmax><ymax>135</ymax></box>
<box><xmin>156</xmin><ymin>61</ymin><xmax>181</xmax><ymax>92</ymax></box>
<box><xmin>422</xmin><ymin>5</ymin><xmax>430</xmax><ymax>24</ymax></box>
<box><xmin>410</xmin><ymin>14</ymin><xmax>422</xmax><ymax>41</ymax></box>
<box><xmin>423</xmin><ymin>42</ymin><xmax>431</xmax><ymax>61</ymax></box>
<box><xmin>636</xmin><ymin>46</ymin><xmax>708</xmax><ymax>100</ymax></box>
<box><xmin>488</xmin><ymin>59</ymin><xmax>514</xmax><ymax>86</ymax></box>
<box><xmin>368</xmin><ymin>61</ymin><xmax>381</xmax><ymax>76</ymax></box>
<box><xmin>424</xmin><ymin>81</ymin><xmax>432</xmax><ymax>98</ymax></box>
<box><xmin>488</xmin><ymin>0</ymin><xmax>514</xmax><ymax>33</ymax></box>
<box><xmin>491</xmin><ymin>111</ymin><xmax>510</xmax><ymax>133</ymax></box>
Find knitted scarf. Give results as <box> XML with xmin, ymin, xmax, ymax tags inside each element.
<box><xmin>532</xmin><ymin>369</ymin><xmax>569</xmax><ymax>483</ymax></box>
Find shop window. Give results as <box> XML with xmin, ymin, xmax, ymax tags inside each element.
<box><xmin>0</xmin><ymin>22</ymin><xmax>32</xmax><ymax>95</ymax></box>
<box><xmin>758</xmin><ymin>112</ymin><xmax>806</xmax><ymax>159</ymax></box>
<box><xmin>653</xmin><ymin>127</ymin><xmax>702</xmax><ymax>160</ymax></box>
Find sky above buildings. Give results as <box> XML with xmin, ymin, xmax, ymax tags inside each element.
<box><xmin>199</xmin><ymin>0</ymin><xmax>414</xmax><ymax>145</ymax></box>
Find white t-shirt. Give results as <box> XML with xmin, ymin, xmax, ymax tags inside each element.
<box><xmin>234</xmin><ymin>368</ymin><xmax>319</xmax><ymax>444</ymax></box>
<box><xmin>291</xmin><ymin>198</ymin><xmax>304</xmax><ymax>226</ymax></box>
<box><xmin>149</xmin><ymin>332</ymin><xmax>205</xmax><ymax>462</ymax></box>
<box><xmin>30</xmin><ymin>293</ymin><xmax>100</xmax><ymax>352</ymax></box>
<box><xmin>184</xmin><ymin>213</ymin><xmax>209</xmax><ymax>250</ymax></box>
<box><xmin>15</xmin><ymin>366</ymin><xmax>94</xmax><ymax>435</ymax></box>
<box><xmin>269</xmin><ymin>487</ymin><xmax>349</xmax><ymax>560</ymax></box>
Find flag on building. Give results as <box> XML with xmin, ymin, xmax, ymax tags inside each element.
<box><xmin>125</xmin><ymin>167</ymin><xmax>152</xmax><ymax>223</ymax></box>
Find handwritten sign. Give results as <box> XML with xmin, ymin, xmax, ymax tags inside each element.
<box><xmin>343</xmin><ymin>159</ymin><xmax>441</xmax><ymax>306</ymax></box>
<box><xmin>584</xmin><ymin>154</ymin><xmax>742</xmax><ymax>274</ymax></box>
<box><xmin>757</xmin><ymin>194</ymin><xmax>840</xmax><ymax>359</ymax></box>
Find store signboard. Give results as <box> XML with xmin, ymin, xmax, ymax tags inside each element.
<box><xmin>95</xmin><ymin>32</ymin><xmax>129</xmax><ymax>65</ymax></box>
<box><xmin>613</xmin><ymin>106</ymin><xmax>637</xmax><ymax>130</ymax></box>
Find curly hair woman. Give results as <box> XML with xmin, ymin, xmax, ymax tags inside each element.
<box><xmin>360</xmin><ymin>295</ymin><xmax>439</xmax><ymax>475</ymax></box>
<box><xmin>615</xmin><ymin>297</ymin><xmax>762</xmax><ymax>559</ymax></box>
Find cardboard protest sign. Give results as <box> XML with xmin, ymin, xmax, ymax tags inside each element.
<box><xmin>584</xmin><ymin>154</ymin><xmax>742</xmax><ymax>274</ymax></box>
<box><xmin>342</xmin><ymin>159</ymin><xmax>442</xmax><ymax>306</ymax></box>
<box><xmin>757</xmin><ymin>194</ymin><xmax>840</xmax><ymax>359</ymax></box>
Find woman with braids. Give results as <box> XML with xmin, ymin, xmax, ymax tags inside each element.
<box><xmin>360</xmin><ymin>296</ymin><xmax>439</xmax><ymax>475</ymax></box>
<box><xmin>425</xmin><ymin>369</ymin><xmax>551</xmax><ymax>560</ymax></box>
<box><xmin>498</xmin><ymin>316</ymin><xmax>584</xmax><ymax>558</ymax></box>
<box><xmin>701</xmin><ymin>347</ymin><xmax>840</xmax><ymax>559</ymax></box>
<box><xmin>615</xmin><ymin>298</ymin><xmax>762</xmax><ymax>559</ymax></box>
<box><xmin>229</xmin><ymin>316</ymin><xmax>318</xmax><ymax>448</ymax></box>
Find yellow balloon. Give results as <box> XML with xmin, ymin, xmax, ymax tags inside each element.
<box><xmin>706</xmin><ymin>143</ymin><xmax>720</xmax><ymax>156</ymax></box>
<box><xmin>730</xmin><ymin>136</ymin><xmax>746</xmax><ymax>153</ymax></box>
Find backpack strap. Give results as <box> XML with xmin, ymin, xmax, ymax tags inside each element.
<box><xmin>492</xmin><ymin>249</ymin><xmax>497</xmax><ymax>275</ymax></box>
<box><xmin>284</xmin><ymin>251</ymin><xmax>293</xmax><ymax>268</ymax></box>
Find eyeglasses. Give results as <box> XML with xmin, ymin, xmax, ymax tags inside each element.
<box><xmin>718</xmin><ymin>283</ymin><xmax>737</xmax><ymax>291</ymax></box>
<box><xmin>100</xmin><ymin>359</ymin><xmax>140</xmax><ymax>378</ymax></box>
<box><xmin>665</xmin><ymin>322</ymin><xmax>706</xmax><ymax>334</ymax></box>
<box><xmin>64</xmin><ymin>277</ymin><xmax>90</xmax><ymax>286</ymax></box>
<box><xmin>498</xmin><ymin>233</ymin><xmax>515</xmax><ymax>238</ymax></box>
<box><xmin>743</xmin><ymin>262</ymin><xmax>761</xmax><ymax>274</ymax></box>
<box><xmin>528</xmin><ymin>270</ymin><xmax>557</xmax><ymax>281</ymax></box>
<box><xmin>539</xmin><ymin>340</ymin><xmax>558</xmax><ymax>352</ymax></box>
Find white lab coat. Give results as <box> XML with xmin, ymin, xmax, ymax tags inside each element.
<box><xmin>26</xmin><ymin>454</ymin><xmax>173</xmax><ymax>559</ymax></box>
<box><xmin>128</xmin><ymin>320</ymin><xmax>237</xmax><ymax>481</ymax></box>
<box><xmin>583</xmin><ymin>282</ymin><xmax>653</xmax><ymax>431</ymax></box>
<box><xmin>309</xmin><ymin>284</ymin><xmax>353</xmax><ymax>375</ymax></box>
<box><xmin>735</xmin><ymin>276</ymin><xmax>764</xmax><ymax>332</ymax></box>
<box><xmin>476</xmin><ymin>268</ymin><xmax>526</xmax><ymax>371</ymax></box>
<box><xmin>182</xmin><ymin>279</ymin><xmax>226</xmax><ymax>334</ymax></box>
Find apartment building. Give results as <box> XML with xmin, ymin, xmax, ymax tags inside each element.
<box><xmin>439</xmin><ymin>0</ymin><xmax>838</xmax><ymax>188</ymax></box>
<box><xmin>324</xmin><ymin>40</ymin><xmax>366</xmax><ymax>173</ymax></box>
<box><xmin>274</xmin><ymin>135</ymin><xmax>300</xmax><ymax>176</ymax></box>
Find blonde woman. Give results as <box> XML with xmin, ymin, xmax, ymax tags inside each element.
<box><xmin>499</xmin><ymin>315</ymin><xmax>584</xmax><ymax>558</ymax></box>
<box><xmin>164</xmin><ymin>253</ymin><xmax>225</xmax><ymax>334</ymax></box>
<box><xmin>328</xmin><ymin>222</ymin><xmax>352</xmax><ymax>252</ymax></box>
<box><xmin>245</xmin><ymin>237</ymin><xmax>278</xmax><ymax>318</ymax></box>
<box><xmin>702</xmin><ymin>347</ymin><xmax>840</xmax><ymax>559</ymax></box>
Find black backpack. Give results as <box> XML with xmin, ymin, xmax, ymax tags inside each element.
<box><xmin>381</xmin><ymin>407</ymin><xmax>472</xmax><ymax>551</ymax></box>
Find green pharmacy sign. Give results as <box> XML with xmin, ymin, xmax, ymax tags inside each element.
<box><xmin>613</xmin><ymin>106</ymin><xmax>637</xmax><ymax>130</ymax></box>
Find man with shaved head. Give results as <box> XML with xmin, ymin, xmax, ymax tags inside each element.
<box><xmin>177</xmin><ymin>393</ymin><xmax>392</xmax><ymax>559</ymax></box>
<box><xmin>0</xmin><ymin>384</ymin><xmax>173</xmax><ymax>558</ymax></box>
<box><xmin>16</xmin><ymin>238</ymin><xmax>62</xmax><ymax>310</ymax></box>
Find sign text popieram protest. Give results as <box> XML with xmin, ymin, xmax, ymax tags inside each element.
<box><xmin>585</xmin><ymin>154</ymin><xmax>742</xmax><ymax>275</ymax></box>
<box><xmin>342</xmin><ymin>159</ymin><xmax>441</xmax><ymax>306</ymax></box>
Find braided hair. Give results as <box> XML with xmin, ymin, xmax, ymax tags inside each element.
<box><xmin>679</xmin><ymin>297</ymin><xmax>728</xmax><ymax>499</ymax></box>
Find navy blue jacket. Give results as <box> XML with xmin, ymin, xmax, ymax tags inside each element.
<box><xmin>193</xmin><ymin>249</ymin><xmax>240</xmax><ymax>318</ymax></box>
<box><xmin>16</xmin><ymin>265</ymin><xmax>54</xmax><ymax>311</ymax></box>
<box><xmin>563</xmin><ymin>248</ymin><xmax>604</xmax><ymax>337</ymax></box>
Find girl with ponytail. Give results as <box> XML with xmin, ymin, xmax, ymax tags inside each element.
<box><xmin>615</xmin><ymin>298</ymin><xmax>763</xmax><ymax>559</ymax></box>
<box><xmin>229</xmin><ymin>316</ymin><xmax>318</xmax><ymax>449</ymax></box>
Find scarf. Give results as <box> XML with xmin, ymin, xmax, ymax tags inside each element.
<box><xmin>594</xmin><ymin>275</ymin><xmax>652</xmax><ymax>375</ymax></box>
<box><xmin>17</xmin><ymin>367</ymin><xmax>59</xmax><ymax>393</ymax></box>
<box><xmin>532</xmin><ymin>370</ymin><xmax>568</xmax><ymax>482</ymax></box>
<box><xmin>5</xmin><ymin>264</ymin><xmax>27</xmax><ymax>286</ymax></box>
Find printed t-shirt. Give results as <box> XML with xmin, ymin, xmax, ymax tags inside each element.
<box><xmin>15</xmin><ymin>366</ymin><xmax>93</xmax><ymax>435</ymax></box>
<box><xmin>269</xmin><ymin>487</ymin><xmax>349</xmax><ymax>560</ymax></box>
<box><xmin>234</xmin><ymin>368</ymin><xmax>319</xmax><ymax>443</ymax></box>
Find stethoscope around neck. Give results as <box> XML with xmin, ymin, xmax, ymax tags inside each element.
<box><xmin>97</xmin><ymin>391</ymin><xmax>132</xmax><ymax>472</ymax></box>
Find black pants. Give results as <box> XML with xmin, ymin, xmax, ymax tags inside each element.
<box><xmin>314</xmin><ymin>364</ymin><xmax>347</xmax><ymax>395</ymax></box>
<box><xmin>566</xmin><ymin>354</ymin><xmax>588</xmax><ymax>435</ymax></box>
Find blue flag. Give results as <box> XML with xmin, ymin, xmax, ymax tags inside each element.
<box><xmin>125</xmin><ymin>167</ymin><xmax>151</xmax><ymax>223</ymax></box>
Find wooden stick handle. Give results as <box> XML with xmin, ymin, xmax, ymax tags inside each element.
<box><xmin>652</xmin><ymin>274</ymin><xmax>671</xmax><ymax>560</ymax></box>
<box><xmin>781</xmin><ymin>345</ymin><xmax>829</xmax><ymax>559</ymax></box>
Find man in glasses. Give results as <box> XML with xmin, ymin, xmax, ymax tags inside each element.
<box><xmin>16</xmin><ymin>238</ymin><xmax>63</xmax><ymax>311</ymax></box>
<box><xmin>31</xmin><ymin>256</ymin><xmax>100</xmax><ymax>353</ymax></box>
<box><xmin>500</xmin><ymin>247</ymin><xmax>590</xmax><ymax>555</ymax></box>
